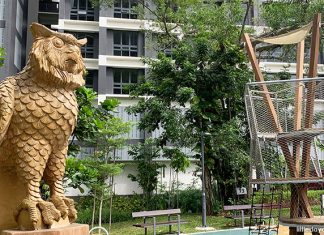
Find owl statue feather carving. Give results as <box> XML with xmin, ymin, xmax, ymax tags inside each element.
<box><xmin>0</xmin><ymin>23</ymin><xmax>86</xmax><ymax>229</ymax></box>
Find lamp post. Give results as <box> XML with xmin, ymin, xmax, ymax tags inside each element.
<box><xmin>201</xmin><ymin>131</ymin><xmax>210</xmax><ymax>228</ymax></box>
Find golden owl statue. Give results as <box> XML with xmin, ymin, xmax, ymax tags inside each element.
<box><xmin>0</xmin><ymin>23</ymin><xmax>86</xmax><ymax>230</ymax></box>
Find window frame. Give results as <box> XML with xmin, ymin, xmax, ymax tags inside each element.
<box><xmin>114</xmin><ymin>0</ymin><xmax>137</xmax><ymax>19</ymax></box>
<box><xmin>70</xmin><ymin>0</ymin><xmax>95</xmax><ymax>21</ymax></box>
<box><xmin>113</xmin><ymin>31</ymin><xmax>138</xmax><ymax>57</ymax></box>
<box><xmin>113</xmin><ymin>69</ymin><xmax>139</xmax><ymax>94</ymax></box>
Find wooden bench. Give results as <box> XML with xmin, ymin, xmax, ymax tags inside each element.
<box><xmin>132</xmin><ymin>209</ymin><xmax>187</xmax><ymax>235</ymax></box>
<box><xmin>224</xmin><ymin>204</ymin><xmax>272</xmax><ymax>228</ymax></box>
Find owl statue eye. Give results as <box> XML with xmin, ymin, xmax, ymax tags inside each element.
<box><xmin>53</xmin><ymin>38</ymin><xmax>64</xmax><ymax>48</ymax></box>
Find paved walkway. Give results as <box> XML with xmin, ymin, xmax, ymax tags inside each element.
<box><xmin>279</xmin><ymin>225</ymin><xmax>324</xmax><ymax>235</ymax></box>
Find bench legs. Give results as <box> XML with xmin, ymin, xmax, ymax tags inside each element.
<box><xmin>241</xmin><ymin>210</ymin><xmax>244</xmax><ymax>228</ymax></box>
<box><xmin>144</xmin><ymin>217</ymin><xmax>147</xmax><ymax>235</ymax></box>
<box><xmin>177</xmin><ymin>215</ymin><xmax>180</xmax><ymax>235</ymax></box>
<box><xmin>153</xmin><ymin>217</ymin><xmax>156</xmax><ymax>235</ymax></box>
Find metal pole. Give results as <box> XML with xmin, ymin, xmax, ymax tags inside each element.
<box><xmin>201</xmin><ymin>131</ymin><xmax>207</xmax><ymax>227</ymax></box>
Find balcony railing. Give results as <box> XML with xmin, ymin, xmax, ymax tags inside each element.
<box><xmin>39</xmin><ymin>2</ymin><xmax>59</xmax><ymax>13</ymax></box>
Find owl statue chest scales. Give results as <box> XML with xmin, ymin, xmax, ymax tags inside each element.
<box><xmin>8</xmin><ymin>77</ymin><xmax>78</xmax><ymax>148</ymax></box>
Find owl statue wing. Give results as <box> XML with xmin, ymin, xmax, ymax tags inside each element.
<box><xmin>0</xmin><ymin>78</ymin><xmax>15</xmax><ymax>145</ymax></box>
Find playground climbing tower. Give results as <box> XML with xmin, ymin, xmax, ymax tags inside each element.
<box><xmin>244</xmin><ymin>13</ymin><xmax>323</xmax><ymax>235</ymax></box>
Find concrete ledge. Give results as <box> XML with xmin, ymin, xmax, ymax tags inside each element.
<box><xmin>1</xmin><ymin>224</ymin><xmax>89</xmax><ymax>235</ymax></box>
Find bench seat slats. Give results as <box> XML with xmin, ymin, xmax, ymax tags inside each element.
<box><xmin>133</xmin><ymin>220</ymin><xmax>187</xmax><ymax>228</ymax></box>
<box><xmin>132</xmin><ymin>209</ymin><xmax>181</xmax><ymax>218</ymax></box>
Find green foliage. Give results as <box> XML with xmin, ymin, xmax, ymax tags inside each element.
<box><xmin>66</xmin><ymin>86</ymin><xmax>131</xmax><ymax>226</ymax></box>
<box><xmin>89</xmin><ymin>0</ymin><xmax>113</xmax><ymax>8</ymax></box>
<box><xmin>64</xmin><ymin>157</ymin><xmax>98</xmax><ymax>193</ymax></box>
<box><xmin>69</xmin><ymin>87</ymin><xmax>120</xmax><ymax>156</ymax></box>
<box><xmin>0</xmin><ymin>47</ymin><xmax>5</xmax><ymax>67</ymax></box>
<box><xmin>128</xmin><ymin>138</ymin><xmax>165</xmax><ymax>209</ymax></box>
<box><xmin>126</xmin><ymin>0</ymin><xmax>251</xmax><ymax>214</ymax></box>
<box><xmin>260</xmin><ymin>1</ymin><xmax>324</xmax><ymax>61</ymax></box>
<box><xmin>261</xmin><ymin>0</ymin><xmax>324</xmax><ymax>30</ymax></box>
<box><xmin>177</xmin><ymin>188</ymin><xmax>202</xmax><ymax>213</ymax></box>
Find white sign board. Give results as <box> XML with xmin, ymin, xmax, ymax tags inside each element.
<box><xmin>236</xmin><ymin>187</ymin><xmax>247</xmax><ymax>195</ymax></box>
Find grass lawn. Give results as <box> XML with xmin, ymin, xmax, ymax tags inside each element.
<box><xmin>100</xmin><ymin>214</ymin><xmax>238</xmax><ymax>235</ymax></box>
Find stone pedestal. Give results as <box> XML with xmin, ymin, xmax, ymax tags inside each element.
<box><xmin>1</xmin><ymin>224</ymin><xmax>89</xmax><ymax>235</ymax></box>
<box><xmin>0</xmin><ymin>167</ymin><xmax>27</xmax><ymax>230</ymax></box>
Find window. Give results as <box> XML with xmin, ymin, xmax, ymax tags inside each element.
<box><xmin>0</xmin><ymin>0</ymin><xmax>5</xmax><ymax>20</ymax></box>
<box><xmin>85</xmin><ymin>70</ymin><xmax>96</xmax><ymax>89</ymax></box>
<box><xmin>114</xmin><ymin>0</ymin><xmax>137</xmax><ymax>19</ymax></box>
<box><xmin>0</xmin><ymin>28</ymin><xmax>4</xmax><ymax>47</ymax></box>
<box><xmin>14</xmin><ymin>36</ymin><xmax>22</xmax><ymax>69</ymax></box>
<box><xmin>113</xmin><ymin>31</ymin><xmax>138</xmax><ymax>57</ymax></box>
<box><xmin>71</xmin><ymin>0</ymin><xmax>94</xmax><ymax>21</ymax></box>
<box><xmin>39</xmin><ymin>0</ymin><xmax>59</xmax><ymax>13</ymax></box>
<box><xmin>113</xmin><ymin>69</ymin><xmax>139</xmax><ymax>94</ymax></box>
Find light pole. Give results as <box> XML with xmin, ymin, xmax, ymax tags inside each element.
<box><xmin>200</xmin><ymin>131</ymin><xmax>209</xmax><ymax>228</ymax></box>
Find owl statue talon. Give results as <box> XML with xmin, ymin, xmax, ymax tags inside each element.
<box><xmin>15</xmin><ymin>198</ymin><xmax>62</xmax><ymax>229</ymax></box>
<box><xmin>37</xmin><ymin>201</ymin><xmax>61</xmax><ymax>226</ymax></box>
<box><xmin>49</xmin><ymin>195</ymin><xmax>69</xmax><ymax>219</ymax></box>
<box><xmin>14</xmin><ymin>198</ymin><xmax>39</xmax><ymax>228</ymax></box>
<box><xmin>63</xmin><ymin>197</ymin><xmax>77</xmax><ymax>223</ymax></box>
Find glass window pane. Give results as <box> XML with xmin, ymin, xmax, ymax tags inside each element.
<box><xmin>114</xmin><ymin>50</ymin><xmax>121</xmax><ymax>56</ymax></box>
<box><xmin>131</xmin><ymin>72</ymin><xmax>137</xmax><ymax>83</ymax></box>
<box><xmin>122</xmin><ymin>0</ymin><xmax>129</xmax><ymax>8</ymax></box>
<box><xmin>122</xmin><ymin>32</ymin><xmax>129</xmax><ymax>45</ymax></box>
<box><xmin>79</xmin><ymin>0</ymin><xmax>86</xmax><ymax>9</ymax></box>
<box><xmin>122</xmin><ymin>13</ymin><xmax>129</xmax><ymax>18</ymax></box>
<box><xmin>87</xmin><ymin>36</ymin><xmax>94</xmax><ymax>45</ymax></box>
<box><xmin>114</xmin><ymin>89</ymin><xmax>121</xmax><ymax>94</ymax></box>
<box><xmin>122</xmin><ymin>51</ymin><xmax>129</xmax><ymax>56</ymax></box>
<box><xmin>114</xmin><ymin>70</ymin><xmax>121</xmax><ymax>83</ymax></box>
<box><xmin>115</xmin><ymin>0</ymin><xmax>121</xmax><ymax>7</ymax></box>
<box><xmin>130</xmin><ymin>0</ymin><xmax>137</xmax><ymax>7</ymax></box>
<box><xmin>130</xmin><ymin>51</ymin><xmax>137</xmax><ymax>57</ymax></box>
<box><xmin>130</xmin><ymin>32</ymin><xmax>137</xmax><ymax>45</ymax></box>
<box><xmin>114</xmin><ymin>31</ymin><xmax>121</xmax><ymax>44</ymax></box>
<box><xmin>122</xmin><ymin>71</ymin><xmax>129</xmax><ymax>83</ymax></box>
<box><xmin>130</xmin><ymin>13</ymin><xmax>137</xmax><ymax>19</ymax></box>
<box><xmin>88</xmin><ymin>0</ymin><xmax>93</xmax><ymax>9</ymax></box>
<box><xmin>72</xmin><ymin>0</ymin><xmax>77</xmax><ymax>8</ymax></box>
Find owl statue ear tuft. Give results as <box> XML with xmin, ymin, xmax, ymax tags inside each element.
<box><xmin>77</xmin><ymin>38</ymin><xmax>87</xmax><ymax>46</ymax></box>
<box><xmin>30</xmin><ymin>22</ymin><xmax>54</xmax><ymax>39</ymax></box>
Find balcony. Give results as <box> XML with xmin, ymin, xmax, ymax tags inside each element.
<box><xmin>52</xmin><ymin>19</ymin><xmax>99</xmax><ymax>32</ymax></box>
<box><xmin>98</xmin><ymin>55</ymin><xmax>146</xmax><ymax>69</ymax></box>
<box><xmin>39</xmin><ymin>1</ymin><xmax>59</xmax><ymax>13</ymax></box>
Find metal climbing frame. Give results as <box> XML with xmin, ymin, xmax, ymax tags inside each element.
<box><xmin>249</xmin><ymin>185</ymin><xmax>283</xmax><ymax>235</ymax></box>
<box><xmin>245</xmin><ymin>77</ymin><xmax>324</xmax><ymax>184</ymax></box>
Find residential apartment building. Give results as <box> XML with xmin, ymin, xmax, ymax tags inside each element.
<box><xmin>0</xmin><ymin>0</ymin><xmax>324</xmax><ymax>195</ymax></box>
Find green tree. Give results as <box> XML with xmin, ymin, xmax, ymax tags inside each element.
<box><xmin>126</xmin><ymin>0</ymin><xmax>251</xmax><ymax>214</ymax></box>
<box><xmin>66</xmin><ymin>87</ymin><xmax>131</xmax><ymax>229</ymax></box>
<box><xmin>257</xmin><ymin>0</ymin><xmax>324</xmax><ymax>62</ymax></box>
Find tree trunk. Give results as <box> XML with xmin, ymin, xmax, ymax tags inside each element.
<box><xmin>98</xmin><ymin>194</ymin><xmax>104</xmax><ymax>229</ymax></box>
<box><xmin>109</xmin><ymin>179</ymin><xmax>114</xmax><ymax>232</ymax></box>
<box><xmin>204</xmin><ymin>165</ymin><xmax>214</xmax><ymax>215</ymax></box>
<box><xmin>91</xmin><ymin>193</ymin><xmax>96</xmax><ymax>228</ymax></box>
